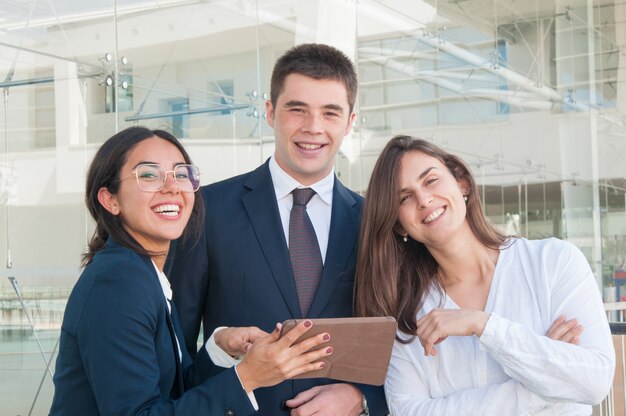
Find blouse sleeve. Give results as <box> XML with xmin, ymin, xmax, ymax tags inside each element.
<box><xmin>478</xmin><ymin>240</ymin><xmax>615</xmax><ymax>404</ymax></box>
<box><xmin>384</xmin><ymin>340</ymin><xmax>551</xmax><ymax>415</ymax></box>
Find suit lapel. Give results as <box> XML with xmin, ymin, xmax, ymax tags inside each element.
<box><xmin>241</xmin><ymin>162</ymin><xmax>302</xmax><ymax>319</ymax></box>
<box><xmin>139</xmin><ymin>254</ymin><xmax>185</xmax><ymax>399</ymax></box>
<box><xmin>307</xmin><ymin>178</ymin><xmax>359</xmax><ymax>318</ymax></box>
<box><xmin>165</xmin><ymin>308</ymin><xmax>185</xmax><ymax>399</ymax></box>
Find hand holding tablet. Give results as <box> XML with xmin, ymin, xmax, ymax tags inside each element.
<box><xmin>279</xmin><ymin>317</ymin><xmax>397</xmax><ymax>385</ymax></box>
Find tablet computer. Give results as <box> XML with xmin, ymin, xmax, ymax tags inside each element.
<box><xmin>280</xmin><ymin>316</ymin><xmax>397</xmax><ymax>385</ymax></box>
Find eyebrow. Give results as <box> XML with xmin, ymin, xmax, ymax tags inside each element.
<box><xmin>133</xmin><ymin>161</ymin><xmax>187</xmax><ymax>169</ymax></box>
<box><xmin>284</xmin><ymin>100</ymin><xmax>308</xmax><ymax>108</ymax></box>
<box><xmin>284</xmin><ymin>100</ymin><xmax>345</xmax><ymax>114</ymax></box>
<box><xmin>419</xmin><ymin>166</ymin><xmax>437</xmax><ymax>179</ymax></box>
<box><xmin>398</xmin><ymin>167</ymin><xmax>438</xmax><ymax>194</ymax></box>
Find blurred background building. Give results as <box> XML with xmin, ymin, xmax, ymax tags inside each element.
<box><xmin>1</xmin><ymin>0</ymin><xmax>625</xmax><ymax>414</ymax></box>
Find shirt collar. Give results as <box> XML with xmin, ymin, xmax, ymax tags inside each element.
<box><xmin>152</xmin><ymin>260</ymin><xmax>173</xmax><ymax>302</ymax></box>
<box><xmin>269</xmin><ymin>155</ymin><xmax>334</xmax><ymax>205</ymax></box>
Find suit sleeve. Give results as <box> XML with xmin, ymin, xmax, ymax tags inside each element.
<box><xmin>77</xmin><ymin>260</ymin><xmax>255</xmax><ymax>416</ymax></box>
<box><xmin>166</xmin><ymin>215</ymin><xmax>210</xmax><ymax>357</ymax></box>
<box><xmin>356</xmin><ymin>383</ymin><xmax>388</xmax><ymax>416</ymax></box>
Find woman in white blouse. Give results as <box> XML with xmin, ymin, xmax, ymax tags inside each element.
<box><xmin>355</xmin><ymin>135</ymin><xmax>615</xmax><ymax>415</ymax></box>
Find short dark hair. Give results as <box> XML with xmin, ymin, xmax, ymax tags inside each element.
<box><xmin>270</xmin><ymin>43</ymin><xmax>358</xmax><ymax>112</ymax></box>
<box><xmin>83</xmin><ymin>126</ymin><xmax>204</xmax><ymax>266</ymax></box>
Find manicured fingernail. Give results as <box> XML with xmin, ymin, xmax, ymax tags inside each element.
<box><xmin>319</xmin><ymin>362</ymin><xmax>326</xmax><ymax>368</ymax></box>
<box><xmin>326</xmin><ymin>347</ymin><xmax>333</xmax><ymax>354</ymax></box>
<box><xmin>323</xmin><ymin>333</ymin><xmax>330</xmax><ymax>341</ymax></box>
<box><xmin>304</xmin><ymin>320</ymin><xmax>312</xmax><ymax>328</ymax></box>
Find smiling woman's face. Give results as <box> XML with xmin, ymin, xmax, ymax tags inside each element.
<box><xmin>396</xmin><ymin>150</ymin><xmax>468</xmax><ymax>248</ymax></box>
<box><xmin>101</xmin><ymin>136</ymin><xmax>195</xmax><ymax>254</ymax></box>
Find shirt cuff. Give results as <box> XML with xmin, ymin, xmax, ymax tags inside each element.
<box><xmin>478</xmin><ymin>312</ymin><xmax>508</xmax><ymax>355</ymax></box>
<box><xmin>234</xmin><ymin>364</ymin><xmax>259</xmax><ymax>411</ymax></box>
<box><xmin>205</xmin><ymin>326</ymin><xmax>243</xmax><ymax>368</ymax></box>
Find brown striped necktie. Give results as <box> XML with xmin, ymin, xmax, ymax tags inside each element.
<box><xmin>289</xmin><ymin>188</ymin><xmax>322</xmax><ymax>317</ymax></box>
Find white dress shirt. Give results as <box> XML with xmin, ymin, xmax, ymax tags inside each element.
<box><xmin>385</xmin><ymin>238</ymin><xmax>615</xmax><ymax>415</ymax></box>
<box><xmin>268</xmin><ymin>155</ymin><xmax>334</xmax><ymax>263</ymax></box>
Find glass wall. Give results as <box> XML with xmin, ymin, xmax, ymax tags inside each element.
<box><xmin>0</xmin><ymin>0</ymin><xmax>624</xmax><ymax>413</ymax></box>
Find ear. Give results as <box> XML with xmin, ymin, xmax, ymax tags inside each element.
<box><xmin>265</xmin><ymin>100</ymin><xmax>275</xmax><ymax>128</ymax></box>
<box><xmin>458</xmin><ymin>178</ymin><xmax>470</xmax><ymax>198</ymax></box>
<box><xmin>393</xmin><ymin>223</ymin><xmax>407</xmax><ymax>239</ymax></box>
<box><xmin>97</xmin><ymin>187</ymin><xmax>120</xmax><ymax>216</ymax></box>
<box><xmin>344</xmin><ymin>111</ymin><xmax>356</xmax><ymax>136</ymax></box>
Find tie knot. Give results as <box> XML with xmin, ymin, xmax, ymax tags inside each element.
<box><xmin>292</xmin><ymin>188</ymin><xmax>316</xmax><ymax>206</ymax></box>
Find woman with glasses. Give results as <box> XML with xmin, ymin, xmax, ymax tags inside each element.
<box><xmin>355</xmin><ymin>135</ymin><xmax>615</xmax><ymax>415</ymax></box>
<box><xmin>50</xmin><ymin>127</ymin><xmax>332</xmax><ymax>415</ymax></box>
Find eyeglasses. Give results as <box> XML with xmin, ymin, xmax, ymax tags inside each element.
<box><xmin>119</xmin><ymin>163</ymin><xmax>201</xmax><ymax>193</ymax></box>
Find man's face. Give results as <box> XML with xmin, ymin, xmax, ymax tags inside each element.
<box><xmin>266</xmin><ymin>73</ymin><xmax>355</xmax><ymax>186</ymax></box>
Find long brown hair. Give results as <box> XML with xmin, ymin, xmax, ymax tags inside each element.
<box><xmin>83</xmin><ymin>127</ymin><xmax>204</xmax><ymax>266</ymax></box>
<box><xmin>354</xmin><ymin>135</ymin><xmax>508</xmax><ymax>342</ymax></box>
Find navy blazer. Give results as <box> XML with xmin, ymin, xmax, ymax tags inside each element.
<box><xmin>167</xmin><ymin>160</ymin><xmax>387</xmax><ymax>415</ymax></box>
<box><xmin>50</xmin><ymin>240</ymin><xmax>255</xmax><ymax>416</ymax></box>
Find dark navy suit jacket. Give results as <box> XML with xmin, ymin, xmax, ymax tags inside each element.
<box><xmin>167</xmin><ymin>160</ymin><xmax>387</xmax><ymax>415</ymax></box>
<box><xmin>50</xmin><ymin>240</ymin><xmax>255</xmax><ymax>415</ymax></box>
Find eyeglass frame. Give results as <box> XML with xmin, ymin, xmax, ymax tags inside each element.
<box><xmin>117</xmin><ymin>163</ymin><xmax>201</xmax><ymax>193</ymax></box>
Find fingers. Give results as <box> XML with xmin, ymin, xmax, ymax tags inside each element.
<box><xmin>279</xmin><ymin>335</ymin><xmax>332</xmax><ymax>379</ymax></box>
<box><xmin>293</xmin><ymin>331</ymin><xmax>331</xmax><ymax>354</ymax></box>
<box><xmin>285</xmin><ymin>352</ymin><xmax>330</xmax><ymax>379</ymax></box>
<box><xmin>248</xmin><ymin>326</ymin><xmax>270</xmax><ymax>343</ymax></box>
<box><xmin>270</xmin><ymin>322</ymin><xmax>282</xmax><ymax>340</ymax></box>
<box><xmin>239</xmin><ymin>326</ymin><xmax>271</xmax><ymax>352</ymax></box>
<box><xmin>415</xmin><ymin>309</ymin><xmax>488</xmax><ymax>356</ymax></box>
<box><xmin>416</xmin><ymin>310</ymin><xmax>443</xmax><ymax>356</ymax></box>
<box><xmin>278</xmin><ymin>320</ymin><xmax>313</xmax><ymax>347</ymax></box>
<box><xmin>546</xmin><ymin>315</ymin><xmax>567</xmax><ymax>338</ymax></box>
<box><xmin>546</xmin><ymin>316</ymin><xmax>584</xmax><ymax>344</ymax></box>
<box><xmin>558</xmin><ymin>322</ymin><xmax>584</xmax><ymax>344</ymax></box>
<box><xmin>284</xmin><ymin>385</ymin><xmax>322</xmax><ymax>409</ymax></box>
<box><xmin>566</xmin><ymin>324</ymin><xmax>584</xmax><ymax>345</ymax></box>
<box><xmin>434</xmin><ymin>336</ymin><xmax>447</xmax><ymax>345</ymax></box>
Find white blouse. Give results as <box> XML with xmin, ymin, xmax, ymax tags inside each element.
<box><xmin>385</xmin><ymin>238</ymin><xmax>615</xmax><ymax>415</ymax></box>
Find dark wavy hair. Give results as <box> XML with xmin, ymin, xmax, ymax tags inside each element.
<box><xmin>354</xmin><ymin>135</ymin><xmax>508</xmax><ymax>342</ymax></box>
<box><xmin>82</xmin><ymin>126</ymin><xmax>204</xmax><ymax>266</ymax></box>
<box><xmin>270</xmin><ymin>43</ymin><xmax>358</xmax><ymax>112</ymax></box>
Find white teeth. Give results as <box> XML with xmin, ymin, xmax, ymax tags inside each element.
<box><xmin>298</xmin><ymin>143</ymin><xmax>322</xmax><ymax>150</ymax></box>
<box><xmin>159</xmin><ymin>211</ymin><xmax>178</xmax><ymax>217</ymax></box>
<box><xmin>153</xmin><ymin>204</ymin><xmax>180</xmax><ymax>216</ymax></box>
<box><xmin>423</xmin><ymin>207</ymin><xmax>445</xmax><ymax>224</ymax></box>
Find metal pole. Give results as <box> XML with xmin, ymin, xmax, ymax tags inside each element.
<box><xmin>27</xmin><ymin>336</ymin><xmax>60</xmax><ymax>416</ymax></box>
<box><xmin>8</xmin><ymin>276</ymin><xmax>53</xmax><ymax>379</ymax></box>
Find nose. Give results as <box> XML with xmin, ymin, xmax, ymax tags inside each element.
<box><xmin>161</xmin><ymin>171</ymin><xmax>180</xmax><ymax>193</ymax></box>
<box><xmin>301</xmin><ymin>112</ymin><xmax>324</xmax><ymax>134</ymax></box>
<box><xmin>415</xmin><ymin>191</ymin><xmax>433</xmax><ymax>208</ymax></box>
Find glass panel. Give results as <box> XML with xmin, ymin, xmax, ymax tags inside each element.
<box><xmin>256</xmin><ymin>0</ymin><xmax>362</xmax><ymax>190</ymax></box>
<box><xmin>354</xmin><ymin>0</ymin><xmax>626</xmax><ymax>297</ymax></box>
<box><xmin>114</xmin><ymin>0</ymin><xmax>264</xmax><ymax>183</ymax></box>
<box><xmin>0</xmin><ymin>1</ymin><xmax>116</xmax><ymax>414</ymax></box>
<box><xmin>1</xmin><ymin>0</ymin><xmax>625</xmax><ymax>413</ymax></box>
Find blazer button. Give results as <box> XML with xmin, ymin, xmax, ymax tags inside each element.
<box><xmin>224</xmin><ymin>410</ymin><xmax>235</xmax><ymax>416</ymax></box>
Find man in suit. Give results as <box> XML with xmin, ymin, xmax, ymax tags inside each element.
<box><xmin>167</xmin><ymin>43</ymin><xmax>387</xmax><ymax>415</ymax></box>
